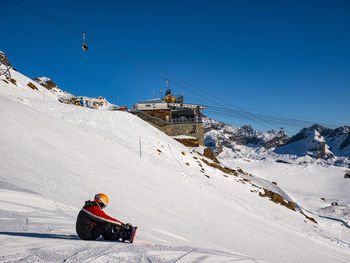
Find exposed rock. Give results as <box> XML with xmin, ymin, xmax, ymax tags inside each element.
<box><xmin>344</xmin><ymin>171</ymin><xmax>350</xmax><ymax>178</ymax></box>
<box><xmin>0</xmin><ymin>51</ymin><xmax>11</xmax><ymax>67</ymax></box>
<box><xmin>27</xmin><ymin>82</ymin><xmax>38</xmax><ymax>90</ymax></box>
<box><xmin>340</xmin><ymin>135</ymin><xmax>350</xmax><ymax>150</ymax></box>
<box><xmin>174</xmin><ymin>138</ymin><xmax>199</xmax><ymax>147</ymax></box>
<box><xmin>33</xmin><ymin>77</ymin><xmax>57</xmax><ymax>90</ymax></box>
<box><xmin>203</xmin><ymin>148</ymin><xmax>219</xmax><ymax>163</ymax></box>
<box><xmin>6</xmin><ymin>77</ymin><xmax>17</xmax><ymax>86</ymax></box>
<box><xmin>33</xmin><ymin>76</ymin><xmax>73</xmax><ymax>100</ymax></box>
<box><xmin>201</xmin><ymin>158</ymin><xmax>239</xmax><ymax>176</ymax></box>
<box><xmin>299</xmin><ymin>211</ymin><xmax>318</xmax><ymax>224</ymax></box>
<box><xmin>275</xmin><ymin>124</ymin><xmax>350</xmax><ymax>160</ymax></box>
<box><xmin>259</xmin><ymin>188</ymin><xmax>296</xmax><ymax>211</ymax></box>
<box><xmin>204</xmin><ymin>117</ymin><xmax>288</xmax><ymax>155</ymax></box>
<box><xmin>204</xmin><ymin>116</ymin><xmax>349</xmax><ymax>165</ymax></box>
<box><xmin>33</xmin><ymin>76</ymin><xmax>113</xmax><ymax>110</ymax></box>
<box><xmin>275</xmin><ymin>159</ymin><xmax>291</xmax><ymax>164</ymax></box>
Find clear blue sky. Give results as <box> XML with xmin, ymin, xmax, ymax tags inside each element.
<box><xmin>2</xmin><ymin>0</ymin><xmax>350</xmax><ymax>134</ymax></box>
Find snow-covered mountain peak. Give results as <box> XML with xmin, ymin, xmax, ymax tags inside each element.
<box><xmin>275</xmin><ymin>127</ymin><xmax>334</xmax><ymax>160</ymax></box>
<box><xmin>33</xmin><ymin>76</ymin><xmax>74</xmax><ymax>100</ymax></box>
<box><xmin>204</xmin><ymin>115</ymin><xmax>349</xmax><ymax>166</ymax></box>
<box><xmin>33</xmin><ymin>76</ymin><xmax>115</xmax><ymax>110</ymax></box>
<box><xmin>204</xmin><ymin>116</ymin><xmax>288</xmax><ymax>156</ymax></box>
<box><xmin>33</xmin><ymin>76</ymin><xmax>58</xmax><ymax>89</ymax></box>
<box><xmin>274</xmin><ymin>124</ymin><xmax>350</xmax><ymax>162</ymax></box>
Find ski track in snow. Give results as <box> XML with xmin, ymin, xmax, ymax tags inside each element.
<box><xmin>0</xmin><ymin>236</ymin><xmax>263</xmax><ymax>263</ymax></box>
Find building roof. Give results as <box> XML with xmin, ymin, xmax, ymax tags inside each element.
<box><xmin>136</xmin><ymin>98</ymin><xmax>165</xmax><ymax>104</ymax></box>
<box><xmin>134</xmin><ymin>98</ymin><xmax>207</xmax><ymax>110</ymax></box>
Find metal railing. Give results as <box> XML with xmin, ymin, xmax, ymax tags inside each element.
<box><xmin>171</xmin><ymin>117</ymin><xmax>202</xmax><ymax>124</ymax></box>
<box><xmin>132</xmin><ymin>111</ymin><xmax>202</xmax><ymax>126</ymax></box>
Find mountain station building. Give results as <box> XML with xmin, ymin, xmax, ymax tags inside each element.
<box><xmin>131</xmin><ymin>90</ymin><xmax>207</xmax><ymax>146</ymax></box>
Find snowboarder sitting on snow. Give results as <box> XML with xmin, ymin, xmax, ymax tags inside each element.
<box><xmin>76</xmin><ymin>193</ymin><xmax>132</xmax><ymax>241</ymax></box>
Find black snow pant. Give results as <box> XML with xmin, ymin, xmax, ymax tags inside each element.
<box><xmin>90</xmin><ymin>222</ymin><xmax>122</xmax><ymax>240</ymax></box>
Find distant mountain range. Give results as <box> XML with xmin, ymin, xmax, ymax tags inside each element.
<box><xmin>204</xmin><ymin>117</ymin><xmax>350</xmax><ymax>167</ymax></box>
<box><xmin>204</xmin><ymin>117</ymin><xmax>288</xmax><ymax>150</ymax></box>
<box><xmin>275</xmin><ymin>124</ymin><xmax>350</xmax><ymax>160</ymax></box>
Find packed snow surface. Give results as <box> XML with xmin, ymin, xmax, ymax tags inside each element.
<box><xmin>0</xmin><ymin>67</ymin><xmax>350</xmax><ymax>262</ymax></box>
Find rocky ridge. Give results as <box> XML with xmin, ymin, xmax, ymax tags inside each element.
<box><xmin>204</xmin><ymin>117</ymin><xmax>350</xmax><ymax>167</ymax></box>
<box><xmin>0</xmin><ymin>51</ymin><xmax>11</xmax><ymax>67</ymax></box>
<box><xmin>33</xmin><ymin>76</ymin><xmax>113</xmax><ymax>110</ymax></box>
<box><xmin>204</xmin><ymin>117</ymin><xmax>288</xmax><ymax>155</ymax></box>
<box><xmin>275</xmin><ymin>124</ymin><xmax>350</xmax><ymax>164</ymax></box>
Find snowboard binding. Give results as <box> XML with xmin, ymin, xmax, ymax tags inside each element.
<box><xmin>121</xmin><ymin>223</ymin><xmax>138</xmax><ymax>243</ymax></box>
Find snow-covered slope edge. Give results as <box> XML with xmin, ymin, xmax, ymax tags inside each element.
<box><xmin>33</xmin><ymin>76</ymin><xmax>116</xmax><ymax>110</ymax></box>
<box><xmin>1</xmin><ymin>66</ymin><xmax>350</xmax><ymax>262</ymax></box>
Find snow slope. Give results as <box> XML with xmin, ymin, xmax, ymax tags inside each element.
<box><xmin>1</xmin><ymin>67</ymin><xmax>350</xmax><ymax>262</ymax></box>
<box><xmin>220</xmin><ymin>153</ymin><xmax>350</xmax><ymax>243</ymax></box>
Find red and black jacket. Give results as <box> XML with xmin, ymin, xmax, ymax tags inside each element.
<box><xmin>76</xmin><ymin>200</ymin><xmax>122</xmax><ymax>240</ymax></box>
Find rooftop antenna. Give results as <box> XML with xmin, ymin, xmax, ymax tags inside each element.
<box><xmin>165</xmin><ymin>79</ymin><xmax>171</xmax><ymax>96</ymax></box>
<box><xmin>180</xmin><ymin>92</ymin><xmax>184</xmax><ymax>104</ymax></box>
<box><xmin>153</xmin><ymin>88</ymin><xmax>156</xmax><ymax>99</ymax></box>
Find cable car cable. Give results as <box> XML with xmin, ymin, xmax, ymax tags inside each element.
<box><xmin>8</xmin><ymin>0</ymin><xmax>343</xmax><ymax>132</ymax></box>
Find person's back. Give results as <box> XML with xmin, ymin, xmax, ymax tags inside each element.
<box><xmin>76</xmin><ymin>199</ymin><xmax>116</xmax><ymax>239</ymax></box>
<box><xmin>76</xmin><ymin>193</ymin><xmax>129</xmax><ymax>241</ymax></box>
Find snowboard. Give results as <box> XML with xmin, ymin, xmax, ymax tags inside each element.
<box><xmin>122</xmin><ymin>226</ymin><xmax>138</xmax><ymax>243</ymax></box>
<box><xmin>129</xmin><ymin>226</ymin><xmax>137</xmax><ymax>243</ymax></box>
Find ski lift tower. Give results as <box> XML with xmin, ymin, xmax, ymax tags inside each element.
<box><xmin>0</xmin><ymin>51</ymin><xmax>12</xmax><ymax>78</ymax></box>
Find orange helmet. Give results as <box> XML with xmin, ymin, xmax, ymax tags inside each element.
<box><xmin>94</xmin><ymin>193</ymin><xmax>109</xmax><ymax>209</ymax></box>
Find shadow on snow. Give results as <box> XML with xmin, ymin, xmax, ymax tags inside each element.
<box><xmin>0</xmin><ymin>232</ymin><xmax>126</xmax><ymax>243</ymax></box>
<box><xmin>0</xmin><ymin>231</ymin><xmax>80</xmax><ymax>240</ymax></box>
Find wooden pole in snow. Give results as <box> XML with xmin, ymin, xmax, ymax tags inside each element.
<box><xmin>139</xmin><ymin>136</ymin><xmax>142</xmax><ymax>158</ymax></box>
